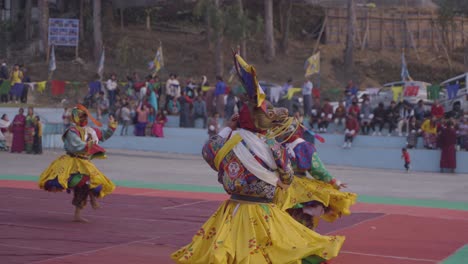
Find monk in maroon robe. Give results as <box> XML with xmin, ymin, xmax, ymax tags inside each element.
<box><xmin>10</xmin><ymin>108</ymin><xmax>26</xmax><ymax>153</ymax></box>
<box><xmin>439</xmin><ymin>121</ymin><xmax>457</xmax><ymax>173</ymax></box>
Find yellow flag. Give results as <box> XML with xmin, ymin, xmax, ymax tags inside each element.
<box><xmin>305</xmin><ymin>52</ymin><xmax>320</xmax><ymax>77</ymax></box>
<box><xmin>37</xmin><ymin>81</ymin><xmax>47</xmax><ymax>93</ymax></box>
<box><xmin>283</xmin><ymin>88</ymin><xmax>302</xmax><ymax>100</ymax></box>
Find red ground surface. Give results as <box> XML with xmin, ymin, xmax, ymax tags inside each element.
<box><xmin>1</xmin><ymin>183</ymin><xmax>468</xmax><ymax>264</ymax></box>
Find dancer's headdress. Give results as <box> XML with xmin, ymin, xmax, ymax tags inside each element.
<box><xmin>71</xmin><ymin>104</ymin><xmax>102</xmax><ymax>127</ymax></box>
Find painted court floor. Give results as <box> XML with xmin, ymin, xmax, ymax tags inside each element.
<box><xmin>1</xmin><ymin>179</ymin><xmax>468</xmax><ymax>264</ymax></box>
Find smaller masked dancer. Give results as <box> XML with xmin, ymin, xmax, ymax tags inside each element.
<box><xmin>38</xmin><ymin>104</ymin><xmax>117</xmax><ymax>222</ymax></box>
<box><xmin>273</xmin><ymin>120</ymin><xmax>357</xmax><ymax>230</ymax></box>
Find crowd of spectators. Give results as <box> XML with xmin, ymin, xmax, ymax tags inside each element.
<box><xmin>0</xmin><ymin>61</ymin><xmax>31</xmax><ymax>104</ymax></box>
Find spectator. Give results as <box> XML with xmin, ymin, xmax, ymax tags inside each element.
<box><xmin>308</xmin><ymin>98</ymin><xmax>321</xmax><ymax>131</ymax></box>
<box><xmin>96</xmin><ymin>91</ymin><xmax>109</xmax><ymax>120</ymax></box>
<box><xmin>439</xmin><ymin>121</ymin><xmax>457</xmax><ymax>173</ymax></box>
<box><xmin>397</xmin><ymin>101</ymin><xmax>414</xmax><ymax>137</ymax></box>
<box><xmin>406</xmin><ymin>116</ymin><xmax>421</xmax><ymax>149</ymax></box>
<box><xmin>119</xmin><ymin>102</ymin><xmax>131</xmax><ymax>136</ymax></box>
<box><xmin>421</xmin><ymin>116</ymin><xmax>438</xmax><ymax>149</ymax></box>
<box><xmin>224</xmin><ymin>91</ymin><xmax>237</xmax><ymax>121</ymax></box>
<box><xmin>9</xmin><ymin>64</ymin><xmax>23</xmax><ymax>103</ymax></box>
<box><xmin>343</xmin><ymin>113</ymin><xmax>359</xmax><ymax>149</ymax></box>
<box><xmin>166</xmin><ymin>73</ymin><xmax>181</xmax><ymax>109</ymax></box>
<box><xmin>371</xmin><ymin>102</ymin><xmax>386</xmax><ymax>136</ymax></box>
<box><xmin>146</xmin><ymin>106</ymin><xmax>156</xmax><ymax>136</ymax></box>
<box><xmin>401</xmin><ymin>148</ymin><xmax>411</xmax><ymax>172</ymax></box>
<box><xmin>106</xmin><ymin>73</ymin><xmax>118</xmax><ymax>109</ymax></box>
<box><xmin>62</xmin><ymin>107</ymin><xmax>71</xmax><ymax>131</ymax></box>
<box><xmin>168</xmin><ymin>97</ymin><xmax>181</xmax><ymax>115</ymax></box>
<box><xmin>431</xmin><ymin>100</ymin><xmax>445</xmax><ymax>119</ymax></box>
<box><xmin>135</xmin><ymin>102</ymin><xmax>149</xmax><ymax>136</ymax></box>
<box><xmin>0</xmin><ymin>113</ymin><xmax>11</xmax><ymax>151</ymax></box>
<box><xmin>179</xmin><ymin>91</ymin><xmax>193</xmax><ymax>128</ymax></box>
<box><xmin>214</xmin><ymin>76</ymin><xmax>226</xmax><ymax>118</ymax></box>
<box><xmin>334</xmin><ymin>100</ymin><xmax>346</xmax><ymax>133</ymax></box>
<box><xmin>0</xmin><ymin>61</ymin><xmax>8</xmax><ymax>80</ymax></box>
<box><xmin>153</xmin><ymin>109</ymin><xmax>168</xmax><ymax>137</ymax></box>
<box><xmin>32</xmin><ymin>116</ymin><xmax>42</xmax><ymax>154</ymax></box>
<box><xmin>457</xmin><ymin>117</ymin><xmax>468</xmax><ymax>151</ymax></box>
<box><xmin>24</xmin><ymin>107</ymin><xmax>35</xmax><ymax>154</ymax></box>
<box><xmin>302</xmin><ymin>77</ymin><xmax>313</xmax><ymax>118</ymax></box>
<box><xmin>346</xmin><ymin>80</ymin><xmax>358</xmax><ymax>97</ymax></box>
<box><xmin>193</xmin><ymin>95</ymin><xmax>207</xmax><ymax>128</ymax></box>
<box><xmin>348</xmin><ymin>98</ymin><xmax>360</xmax><ymax>117</ymax></box>
<box><xmin>413</xmin><ymin>100</ymin><xmax>426</xmax><ymax>124</ymax></box>
<box><xmin>281</xmin><ymin>78</ymin><xmax>293</xmax><ymax>98</ymax></box>
<box><xmin>207</xmin><ymin>112</ymin><xmax>220</xmax><ymax>138</ymax></box>
<box><xmin>446</xmin><ymin>103</ymin><xmax>463</xmax><ymax>119</ymax></box>
<box><xmin>360</xmin><ymin>98</ymin><xmax>373</xmax><ymax>135</ymax></box>
<box><xmin>185</xmin><ymin>77</ymin><xmax>197</xmax><ymax>99</ymax></box>
<box><xmin>319</xmin><ymin>98</ymin><xmax>333</xmax><ymax>133</ymax></box>
<box><xmin>386</xmin><ymin>101</ymin><xmax>399</xmax><ymax>136</ymax></box>
<box><xmin>10</xmin><ymin>107</ymin><xmax>25</xmax><ymax>153</ymax></box>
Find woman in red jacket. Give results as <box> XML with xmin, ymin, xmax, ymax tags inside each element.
<box><xmin>343</xmin><ymin>113</ymin><xmax>360</xmax><ymax>149</ymax></box>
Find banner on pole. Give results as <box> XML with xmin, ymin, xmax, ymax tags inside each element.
<box><xmin>48</xmin><ymin>18</ymin><xmax>79</xmax><ymax>47</ymax></box>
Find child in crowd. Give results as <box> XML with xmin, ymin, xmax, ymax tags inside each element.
<box><xmin>401</xmin><ymin>148</ymin><xmax>410</xmax><ymax>172</ymax></box>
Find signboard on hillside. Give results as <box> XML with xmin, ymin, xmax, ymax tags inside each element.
<box><xmin>48</xmin><ymin>18</ymin><xmax>79</xmax><ymax>47</ymax></box>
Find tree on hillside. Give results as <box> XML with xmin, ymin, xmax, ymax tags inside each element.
<box><xmin>39</xmin><ymin>0</ymin><xmax>49</xmax><ymax>56</ymax></box>
<box><xmin>264</xmin><ymin>0</ymin><xmax>275</xmax><ymax>62</ymax></box>
<box><xmin>25</xmin><ymin>0</ymin><xmax>33</xmax><ymax>40</ymax></box>
<box><xmin>214</xmin><ymin>0</ymin><xmax>224</xmax><ymax>77</ymax></box>
<box><xmin>93</xmin><ymin>0</ymin><xmax>103</xmax><ymax>60</ymax></box>
<box><xmin>279</xmin><ymin>0</ymin><xmax>292</xmax><ymax>55</ymax></box>
<box><xmin>344</xmin><ymin>0</ymin><xmax>356</xmax><ymax>75</ymax></box>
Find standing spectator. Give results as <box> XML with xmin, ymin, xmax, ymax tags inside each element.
<box><xmin>0</xmin><ymin>61</ymin><xmax>8</xmax><ymax>80</ymax></box>
<box><xmin>401</xmin><ymin>148</ymin><xmax>411</xmax><ymax>172</ymax></box>
<box><xmin>32</xmin><ymin>116</ymin><xmax>42</xmax><ymax>154</ymax></box>
<box><xmin>406</xmin><ymin>116</ymin><xmax>421</xmax><ymax>149</ymax></box>
<box><xmin>224</xmin><ymin>91</ymin><xmax>237</xmax><ymax>121</ymax></box>
<box><xmin>185</xmin><ymin>77</ymin><xmax>197</xmax><ymax>99</ymax></box>
<box><xmin>62</xmin><ymin>107</ymin><xmax>71</xmax><ymax>131</ymax></box>
<box><xmin>24</xmin><ymin>107</ymin><xmax>35</xmax><ymax>154</ymax></box>
<box><xmin>371</xmin><ymin>102</ymin><xmax>386</xmax><ymax>136</ymax></box>
<box><xmin>334</xmin><ymin>100</ymin><xmax>346</xmax><ymax>132</ymax></box>
<box><xmin>457</xmin><ymin>117</ymin><xmax>468</xmax><ymax>151</ymax></box>
<box><xmin>281</xmin><ymin>78</ymin><xmax>293</xmax><ymax>98</ymax></box>
<box><xmin>106</xmin><ymin>74</ymin><xmax>118</xmax><ymax>109</ymax></box>
<box><xmin>214</xmin><ymin>76</ymin><xmax>226</xmax><ymax>118</ymax></box>
<box><xmin>343</xmin><ymin>113</ymin><xmax>359</xmax><ymax>149</ymax></box>
<box><xmin>386</xmin><ymin>101</ymin><xmax>399</xmax><ymax>136</ymax></box>
<box><xmin>119</xmin><ymin>102</ymin><xmax>131</xmax><ymax>136</ymax></box>
<box><xmin>308</xmin><ymin>98</ymin><xmax>321</xmax><ymax>131</ymax></box>
<box><xmin>179</xmin><ymin>91</ymin><xmax>193</xmax><ymax>128</ymax></box>
<box><xmin>20</xmin><ymin>66</ymin><xmax>30</xmax><ymax>103</ymax></box>
<box><xmin>96</xmin><ymin>91</ymin><xmax>109</xmax><ymax>120</ymax></box>
<box><xmin>166</xmin><ymin>73</ymin><xmax>181</xmax><ymax>110</ymax></box>
<box><xmin>439</xmin><ymin>121</ymin><xmax>457</xmax><ymax>173</ymax></box>
<box><xmin>431</xmin><ymin>100</ymin><xmax>445</xmax><ymax>119</ymax></box>
<box><xmin>413</xmin><ymin>100</ymin><xmax>426</xmax><ymax>125</ymax></box>
<box><xmin>10</xmin><ymin>107</ymin><xmax>25</xmax><ymax>153</ymax></box>
<box><xmin>319</xmin><ymin>98</ymin><xmax>333</xmax><ymax>133</ymax></box>
<box><xmin>302</xmin><ymin>77</ymin><xmax>313</xmax><ymax>118</ymax></box>
<box><xmin>397</xmin><ymin>101</ymin><xmax>414</xmax><ymax>137</ymax></box>
<box><xmin>421</xmin><ymin>116</ymin><xmax>438</xmax><ymax>149</ymax></box>
<box><xmin>9</xmin><ymin>64</ymin><xmax>23</xmax><ymax>103</ymax></box>
<box><xmin>207</xmin><ymin>112</ymin><xmax>220</xmax><ymax>138</ymax></box>
<box><xmin>146</xmin><ymin>106</ymin><xmax>156</xmax><ymax>136</ymax></box>
<box><xmin>193</xmin><ymin>95</ymin><xmax>207</xmax><ymax>128</ymax></box>
<box><xmin>153</xmin><ymin>109</ymin><xmax>168</xmax><ymax>137</ymax></box>
<box><xmin>0</xmin><ymin>113</ymin><xmax>11</xmax><ymax>151</ymax></box>
<box><xmin>135</xmin><ymin>102</ymin><xmax>149</xmax><ymax>136</ymax></box>
<box><xmin>360</xmin><ymin>98</ymin><xmax>373</xmax><ymax>135</ymax></box>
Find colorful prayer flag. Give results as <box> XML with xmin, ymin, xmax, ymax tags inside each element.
<box><xmin>304</xmin><ymin>52</ymin><xmax>320</xmax><ymax>77</ymax></box>
<box><xmin>37</xmin><ymin>81</ymin><xmax>47</xmax><ymax>93</ymax></box>
<box><xmin>149</xmin><ymin>45</ymin><xmax>164</xmax><ymax>73</ymax></box>
<box><xmin>234</xmin><ymin>54</ymin><xmax>266</xmax><ymax>111</ymax></box>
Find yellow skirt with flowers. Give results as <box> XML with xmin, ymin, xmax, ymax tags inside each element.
<box><xmin>274</xmin><ymin>176</ymin><xmax>357</xmax><ymax>222</ymax></box>
<box><xmin>38</xmin><ymin>155</ymin><xmax>115</xmax><ymax>198</ymax></box>
<box><xmin>171</xmin><ymin>199</ymin><xmax>344</xmax><ymax>264</ymax></box>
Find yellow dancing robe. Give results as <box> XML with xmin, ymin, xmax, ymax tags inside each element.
<box><xmin>38</xmin><ymin>124</ymin><xmax>117</xmax><ymax>198</ymax></box>
<box><xmin>274</xmin><ymin>138</ymin><xmax>357</xmax><ymax>223</ymax></box>
<box><xmin>172</xmin><ymin>128</ymin><xmax>344</xmax><ymax>264</ymax></box>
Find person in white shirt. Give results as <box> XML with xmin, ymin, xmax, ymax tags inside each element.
<box><xmin>106</xmin><ymin>74</ymin><xmax>118</xmax><ymax>108</ymax></box>
<box><xmin>165</xmin><ymin>73</ymin><xmax>180</xmax><ymax>110</ymax></box>
<box><xmin>302</xmin><ymin>77</ymin><xmax>313</xmax><ymax>117</ymax></box>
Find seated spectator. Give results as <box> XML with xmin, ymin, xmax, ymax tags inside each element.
<box><xmin>207</xmin><ymin>112</ymin><xmax>220</xmax><ymax>138</ymax></box>
<box><xmin>348</xmin><ymin>98</ymin><xmax>360</xmax><ymax>117</ymax></box>
<box><xmin>193</xmin><ymin>95</ymin><xmax>207</xmax><ymax>128</ymax></box>
<box><xmin>319</xmin><ymin>98</ymin><xmax>333</xmax><ymax>133</ymax></box>
<box><xmin>360</xmin><ymin>98</ymin><xmax>373</xmax><ymax>135</ymax></box>
<box><xmin>168</xmin><ymin>97</ymin><xmax>181</xmax><ymax>115</ymax></box>
<box><xmin>397</xmin><ymin>101</ymin><xmax>414</xmax><ymax>137</ymax></box>
<box><xmin>371</xmin><ymin>102</ymin><xmax>386</xmax><ymax>136</ymax></box>
<box><xmin>308</xmin><ymin>98</ymin><xmax>321</xmax><ymax>131</ymax></box>
<box><xmin>96</xmin><ymin>91</ymin><xmax>109</xmax><ymax>120</ymax></box>
<box><xmin>421</xmin><ymin>116</ymin><xmax>438</xmax><ymax>149</ymax></box>
<box><xmin>446</xmin><ymin>103</ymin><xmax>463</xmax><ymax>119</ymax></box>
<box><xmin>153</xmin><ymin>109</ymin><xmax>168</xmax><ymax>137</ymax></box>
<box><xmin>385</xmin><ymin>101</ymin><xmax>399</xmax><ymax>136</ymax></box>
<box><xmin>334</xmin><ymin>100</ymin><xmax>346</xmax><ymax>133</ymax></box>
<box><xmin>431</xmin><ymin>100</ymin><xmax>444</xmax><ymax>120</ymax></box>
<box><xmin>406</xmin><ymin>116</ymin><xmax>421</xmax><ymax>149</ymax></box>
<box><xmin>413</xmin><ymin>100</ymin><xmax>426</xmax><ymax>125</ymax></box>
<box><xmin>343</xmin><ymin>113</ymin><xmax>359</xmax><ymax>149</ymax></box>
